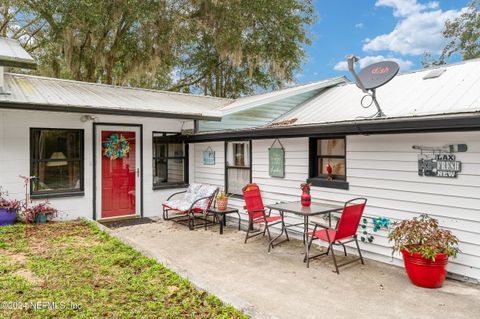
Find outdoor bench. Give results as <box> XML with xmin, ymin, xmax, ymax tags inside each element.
<box><xmin>162</xmin><ymin>183</ymin><xmax>218</xmax><ymax>230</ymax></box>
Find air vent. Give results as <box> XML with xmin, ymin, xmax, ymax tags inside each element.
<box><xmin>423</xmin><ymin>68</ymin><xmax>446</xmax><ymax>80</ymax></box>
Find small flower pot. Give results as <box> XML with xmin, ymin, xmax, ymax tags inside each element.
<box><xmin>217</xmin><ymin>198</ymin><xmax>228</xmax><ymax>211</ymax></box>
<box><xmin>35</xmin><ymin>213</ymin><xmax>48</xmax><ymax>224</ymax></box>
<box><xmin>0</xmin><ymin>208</ymin><xmax>17</xmax><ymax>226</ymax></box>
<box><xmin>401</xmin><ymin>249</ymin><xmax>448</xmax><ymax>288</ymax></box>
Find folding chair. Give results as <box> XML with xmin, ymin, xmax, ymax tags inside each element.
<box><xmin>242</xmin><ymin>183</ymin><xmax>289</xmax><ymax>252</ymax></box>
<box><xmin>304</xmin><ymin>198</ymin><xmax>367</xmax><ymax>273</ymax></box>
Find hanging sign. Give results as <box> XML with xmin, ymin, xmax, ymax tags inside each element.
<box><xmin>414</xmin><ymin>144</ymin><xmax>466</xmax><ymax>178</ymax></box>
<box><xmin>418</xmin><ymin>153</ymin><xmax>462</xmax><ymax>178</ymax></box>
<box><xmin>269</xmin><ymin>139</ymin><xmax>285</xmax><ymax>178</ymax></box>
<box><xmin>203</xmin><ymin>146</ymin><xmax>215</xmax><ymax>165</ymax></box>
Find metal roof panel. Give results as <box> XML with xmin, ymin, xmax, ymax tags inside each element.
<box><xmin>274</xmin><ymin>59</ymin><xmax>480</xmax><ymax>126</ymax></box>
<box><xmin>1</xmin><ymin>73</ymin><xmax>231</xmax><ymax>119</ymax></box>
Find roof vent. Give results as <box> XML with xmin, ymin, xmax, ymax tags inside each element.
<box><xmin>423</xmin><ymin>68</ymin><xmax>446</xmax><ymax>80</ymax></box>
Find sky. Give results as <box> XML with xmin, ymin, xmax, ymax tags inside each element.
<box><xmin>298</xmin><ymin>0</ymin><xmax>472</xmax><ymax>83</ymax></box>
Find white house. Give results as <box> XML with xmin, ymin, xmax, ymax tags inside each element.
<box><xmin>1</xmin><ymin>37</ymin><xmax>479</xmax><ymax>282</ymax></box>
<box><xmin>0</xmin><ymin>71</ymin><xmax>231</xmax><ymax>220</ymax></box>
<box><xmin>189</xmin><ymin>59</ymin><xmax>480</xmax><ymax>282</ymax></box>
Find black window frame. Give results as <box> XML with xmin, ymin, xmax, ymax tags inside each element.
<box><xmin>152</xmin><ymin>132</ymin><xmax>189</xmax><ymax>190</ymax></box>
<box><xmin>225</xmin><ymin>140</ymin><xmax>252</xmax><ymax>197</ymax></box>
<box><xmin>30</xmin><ymin>128</ymin><xmax>85</xmax><ymax>199</ymax></box>
<box><xmin>308</xmin><ymin>136</ymin><xmax>349</xmax><ymax>190</ymax></box>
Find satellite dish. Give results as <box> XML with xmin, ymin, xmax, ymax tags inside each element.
<box><xmin>357</xmin><ymin>61</ymin><xmax>399</xmax><ymax>90</ymax></box>
<box><xmin>347</xmin><ymin>56</ymin><xmax>400</xmax><ymax>118</ymax></box>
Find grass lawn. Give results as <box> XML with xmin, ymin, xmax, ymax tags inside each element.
<box><xmin>0</xmin><ymin>220</ymin><xmax>246</xmax><ymax>319</ymax></box>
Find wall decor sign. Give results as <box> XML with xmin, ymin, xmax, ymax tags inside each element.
<box><xmin>269</xmin><ymin>139</ymin><xmax>285</xmax><ymax>178</ymax></box>
<box><xmin>203</xmin><ymin>146</ymin><xmax>215</xmax><ymax>165</ymax></box>
<box><xmin>413</xmin><ymin>144</ymin><xmax>467</xmax><ymax>178</ymax></box>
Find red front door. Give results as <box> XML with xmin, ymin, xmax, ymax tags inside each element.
<box><xmin>101</xmin><ymin>131</ymin><xmax>136</xmax><ymax>218</ymax></box>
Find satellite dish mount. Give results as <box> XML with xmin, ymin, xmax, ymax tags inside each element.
<box><xmin>347</xmin><ymin>55</ymin><xmax>399</xmax><ymax>118</ymax></box>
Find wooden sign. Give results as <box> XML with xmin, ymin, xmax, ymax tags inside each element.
<box><xmin>269</xmin><ymin>139</ymin><xmax>285</xmax><ymax>178</ymax></box>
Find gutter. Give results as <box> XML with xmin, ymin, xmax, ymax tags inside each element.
<box><xmin>0</xmin><ymin>101</ymin><xmax>222</xmax><ymax>121</ymax></box>
<box><xmin>187</xmin><ymin>113</ymin><xmax>480</xmax><ymax>142</ymax></box>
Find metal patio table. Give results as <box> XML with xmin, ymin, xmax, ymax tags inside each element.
<box><xmin>266</xmin><ymin>201</ymin><xmax>343</xmax><ymax>267</ymax></box>
<box><xmin>206</xmin><ymin>206</ymin><xmax>241</xmax><ymax>235</ymax></box>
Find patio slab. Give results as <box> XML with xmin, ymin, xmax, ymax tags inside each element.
<box><xmin>103</xmin><ymin>220</ymin><xmax>480</xmax><ymax>319</ymax></box>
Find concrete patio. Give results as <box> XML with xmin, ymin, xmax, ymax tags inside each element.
<box><xmin>102</xmin><ymin>219</ymin><xmax>480</xmax><ymax>319</ymax></box>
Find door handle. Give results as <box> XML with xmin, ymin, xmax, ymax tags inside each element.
<box><xmin>136</xmin><ymin>168</ymin><xmax>140</xmax><ymax>178</ymax></box>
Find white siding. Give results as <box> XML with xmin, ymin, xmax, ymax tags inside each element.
<box><xmin>191</xmin><ymin>132</ymin><xmax>480</xmax><ymax>281</ymax></box>
<box><xmin>0</xmin><ymin>109</ymin><xmax>193</xmax><ymax>220</ymax></box>
<box><xmin>193</xmin><ymin>142</ymin><xmax>225</xmax><ymax>189</ymax></box>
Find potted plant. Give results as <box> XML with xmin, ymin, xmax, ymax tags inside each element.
<box><xmin>216</xmin><ymin>191</ymin><xmax>229</xmax><ymax>211</ymax></box>
<box><xmin>388</xmin><ymin>214</ymin><xmax>459</xmax><ymax>288</ymax></box>
<box><xmin>0</xmin><ymin>198</ymin><xmax>21</xmax><ymax>226</ymax></box>
<box><xmin>22</xmin><ymin>202</ymin><xmax>58</xmax><ymax>224</ymax></box>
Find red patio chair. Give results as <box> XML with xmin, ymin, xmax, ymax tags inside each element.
<box><xmin>242</xmin><ymin>183</ymin><xmax>289</xmax><ymax>252</ymax></box>
<box><xmin>304</xmin><ymin>198</ymin><xmax>367</xmax><ymax>273</ymax></box>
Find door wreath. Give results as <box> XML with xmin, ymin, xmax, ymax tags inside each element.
<box><xmin>104</xmin><ymin>133</ymin><xmax>130</xmax><ymax>160</ymax></box>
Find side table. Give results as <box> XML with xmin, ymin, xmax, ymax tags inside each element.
<box><xmin>206</xmin><ymin>207</ymin><xmax>241</xmax><ymax>234</ymax></box>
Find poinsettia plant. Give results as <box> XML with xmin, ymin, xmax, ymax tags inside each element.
<box><xmin>22</xmin><ymin>202</ymin><xmax>58</xmax><ymax>224</ymax></box>
<box><xmin>388</xmin><ymin>214</ymin><xmax>459</xmax><ymax>261</ymax></box>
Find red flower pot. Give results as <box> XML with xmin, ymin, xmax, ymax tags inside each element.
<box><xmin>401</xmin><ymin>249</ymin><xmax>448</xmax><ymax>288</ymax></box>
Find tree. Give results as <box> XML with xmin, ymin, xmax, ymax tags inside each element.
<box><xmin>23</xmin><ymin>0</ymin><xmax>185</xmax><ymax>87</ymax></box>
<box><xmin>172</xmin><ymin>0</ymin><xmax>315</xmax><ymax>97</ymax></box>
<box><xmin>1</xmin><ymin>0</ymin><xmax>315</xmax><ymax>96</ymax></box>
<box><xmin>423</xmin><ymin>0</ymin><xmax>480</xmax><ymax>67</ymax></box>
<box><xmin>0</xmin><ymin>0</ymin><xmax>48</xmax><ymax>52</ymax></box>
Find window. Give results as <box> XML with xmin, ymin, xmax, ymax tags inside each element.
<box><xmin>226</xmin><ymin>141</ymin><xmax>251</xmax><ymax>195</ymax></box>
<box><xmin>308</xmin><ymin>137</ymin><xmax>348</xmax><ymax>190</ymax></box>
<box><xmin>152</xmin><ymin>132</ymin><xmax>187</xmax><ymax>188</ymax></box>
<box><xmin>30</xmin><ymin>128</ymin><xmax>84</xmax><ymax>197</ymax></box>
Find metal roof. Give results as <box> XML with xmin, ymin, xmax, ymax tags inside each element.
<box><xmin>274</xmin><ymin>59</ymin><xmax>480</xmax><ymax>126</ymax></box>
<box><xmin>0</xmin><ymin>37</ymin><xmax>36</xmax><ymax>69</ymax></box>
<box><xmin>217</xmin><ymin>77</ymin><xmax>347</xmax><ymax>115</ymax></box>
<box><xmin>0</xmin><ymin>73</ymin><xmax>231</xmax><ymax>120</ymax></box>
<box><xmin>198</xmin><ymin>77</ymin><xmax>347</xmax><ymax>131</ymax></box>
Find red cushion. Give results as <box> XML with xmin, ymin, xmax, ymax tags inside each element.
<box><xmin>308</xmin><ymin>228</ymin><xmax>337</xmax><ymax>242</ymax></box>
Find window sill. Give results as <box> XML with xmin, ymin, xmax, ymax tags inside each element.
<box><xmin>307</xmin><ymin>178</ymin><xmax>349</xmax><ymax>190</ymax></box>
<box><xmin>153</xmin><ymin>184</ymin><xmax>188</xmax><ymax>190</ymax></box>
<box><xmin>31</xmin><ymin>191</ymin><xmax>85</xmax><ymax>199</ymax></box>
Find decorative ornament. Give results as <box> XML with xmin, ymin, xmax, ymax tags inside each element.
<box><xmin>326</xmin><ymin>163</ymin><xmax>333</xmax><ymax>181</ymax></box>
<box><xmin>104</xmin><ymin>133</ymin><xmax>130</xmax><ymax>160</ymax></box>
<box><xmin>300</xmin><ymin>183</ymin><xmax>311</xmax><ymax>207</ymax></box>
